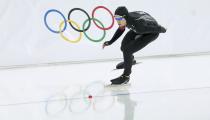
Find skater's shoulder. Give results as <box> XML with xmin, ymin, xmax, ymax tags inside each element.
<box><xmin>129</xmin><ymin>11</ymin><xmax>148</xmax><ymax>16</ymax></box>
<box><xmin>128</xmin><ymin>11</ymin><xmax>151</xmax><ymax>20</ymax></box>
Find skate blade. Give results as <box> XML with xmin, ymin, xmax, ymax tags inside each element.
<box><xmin>105</xmin><ymin>83</ymin><xmax>131</xmax><ymax>91</ymax></box>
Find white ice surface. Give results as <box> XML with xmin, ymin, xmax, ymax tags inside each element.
<box><xmin>0</xmin><ymin>55</ymin><xmax>210</xmax><ymax>120</ymax></box>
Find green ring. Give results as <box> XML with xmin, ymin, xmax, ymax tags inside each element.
<box><xmin>82</xmin><ymin>18</ymin><xmax>106</xmax><ymax>42</ymax></box>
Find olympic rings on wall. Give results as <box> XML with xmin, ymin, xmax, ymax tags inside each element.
<box><xmin>92</xmin><ymin>6</ymin><xmax>115</xmax><ymax>30</ymax></box>
<box><xmin>83</xmin><ymin>18</ymin><xmax>106</xmax><ymax>42</ymax></box>
<box><xmin>44</xmin><ymin>9</ymin><xmax>67</xmax><ymax>33</ymax></box>
<box><xmin>44</xmin><ymin>6</ymin><xmax>115</xmax><ymax>43</ymax></box>
<box><xmin>59</xmin><ymin>20</ymin><xmax>83</xmax><ymax>43</ymax></box>
<box><xmin>68</xmin><ymin>8</ymin><xmax>91</xmax><ymax>32</ymax></box>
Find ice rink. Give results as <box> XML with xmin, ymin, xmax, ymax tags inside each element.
<box><xmin>0</xmin><ymin>54</ymin><xmax>210</xmax><ymax>120</ymax></box>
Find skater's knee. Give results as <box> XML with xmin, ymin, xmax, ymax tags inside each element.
<box><xmin>121</xmin><ymin>45</ymin><xmax>129</xmax><ymax>53</ymax></box>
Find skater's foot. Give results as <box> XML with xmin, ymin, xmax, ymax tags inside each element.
<box><xmin>111</xmin><ymin>75</ymin><xmax>130</xmax><ymax>85</ymax></box>
<box><xmin>116</xmin><ymin>59</ymin><xmax>136</xmax><ymax>69</ymax></box>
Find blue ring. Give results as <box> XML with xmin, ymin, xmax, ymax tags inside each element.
<box><xmin>44</xmin><ymin>9</ymin><xmax>67</xmax><ymax>33</ymax></box>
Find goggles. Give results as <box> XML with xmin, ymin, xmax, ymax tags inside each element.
<box><xmin>114</xmin><ymin>15</ymin><xmax>125</xmax><ymax>21</ymax></box>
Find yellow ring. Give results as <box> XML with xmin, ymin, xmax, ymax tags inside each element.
<box><xmin>59</xmin><ymin>20</ymin><xmax>82</xmax><ymax>43</ymax></box>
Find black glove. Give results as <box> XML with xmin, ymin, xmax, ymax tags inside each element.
<box><xmin>102</xmin><ymin>41</ymin><xmax>111</xmax><ymax>49</ymax></box>
<box><xmin>103</xmin><ymin>41</ymin><xmax>110</xmax><ymax>46</ymax></box>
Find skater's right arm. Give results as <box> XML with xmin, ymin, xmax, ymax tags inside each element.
<box><xmin>108</xmin><ymin>27</ymin><xmax>125</xmax><ymax>45</ymax></box>
<box><xmin>103</xmin><ymin>27</ymin><xmax>125</xmax><ymax>49</ymax></box>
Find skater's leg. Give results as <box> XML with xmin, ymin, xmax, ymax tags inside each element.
<box><xmin>122</xmin><ymin>51</ymin><xmax>133</xmax><ymax>76</ymax></box>
<box><xmin>120</xmin><ymin>30</ymin><xmax>137</xmax><ymax>51</ymax></box>
<box><xmin>122</xmin><ymin>33</ymin><xmax>159</xmax><ymax>76</ymax></box>
<box><xmin>126</xmin><ymin>33</ymin><xmax>159</xmax><ymax>54</ymax></box>
<box><xmin>116</xmin><ymin>30</ymin><xmax>137</xmax><ymax>69</ymax></box>
<box><xmin>110</xmin><ymin>31</ymin><xmax>137</xmax><ymax>84</ymax></box>
<box><xmin>111</xmin><ymin>33</ymin><xmax>159</xmax><ymax>84</ymax></box>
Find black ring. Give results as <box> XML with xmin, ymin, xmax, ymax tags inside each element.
<box><xmin>68</xmin><ymin>8</ymin><xmax>91</xmax><ymax>32</ymax></box>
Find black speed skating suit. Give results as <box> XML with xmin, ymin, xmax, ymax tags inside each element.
<box><xmin>108</xmin><ymin>7</ymin><xmax>166</xmax><ymax>76</ymax></box>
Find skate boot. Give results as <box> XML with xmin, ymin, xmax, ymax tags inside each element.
<box><xmin>116</xmin><ymin>56</ymin><xmax>136</xmax><ymax>69</ymax></box>
<box><xmin>111</xmin><ymin>75</ymin><xmax>130</xmax><ymax>85</ymax></box>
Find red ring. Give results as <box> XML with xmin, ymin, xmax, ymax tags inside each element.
<box><xmin>92</xmin><ymin>6</ymin><xmax>115</xmax><ymax>30</ymax></box>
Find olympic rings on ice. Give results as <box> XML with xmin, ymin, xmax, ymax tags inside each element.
<box><xmin>45</xmin><ymin>81</ymin><xmax>115</xmax><ymax>115</ymax></box>
<box><xmin>44</xmin><ymin>6</ymin><xmax>115</xmax><ymax>43</ymax></box>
